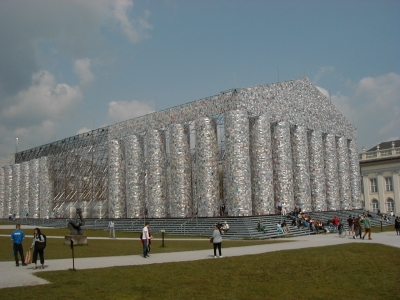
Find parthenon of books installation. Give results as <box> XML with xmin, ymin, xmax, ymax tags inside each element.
<box><xmin>0</xmin><ymin>78</ymin><xmax>362</xmax><ymax>219</ymax></box>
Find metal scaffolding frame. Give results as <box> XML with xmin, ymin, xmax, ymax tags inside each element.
<box><xmin>16</xmin><ymin>127</ymin><xmax>110</xmax><ymax>218</ymax></box>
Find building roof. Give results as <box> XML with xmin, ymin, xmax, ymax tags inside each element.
<box><xmin>367</xmin><ymin>140</ymin><xmax>400</xmax><ymax>152</ymax></box>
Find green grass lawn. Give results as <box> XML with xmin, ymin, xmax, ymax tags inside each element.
<box><xmin>1</xmin><ymin>243</ymin><xmax>399</xmax><ymax>300</ymax></box>
<box><xmin>1</xmin><ymin>233</ymin><xmax>288</xmax><ymax>261</ymax></box>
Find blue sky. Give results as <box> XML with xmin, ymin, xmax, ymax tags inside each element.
<box><xmin>0</xmin><ymin>0</ymin><xmax>399</xmax><ymax>157</ymax></box>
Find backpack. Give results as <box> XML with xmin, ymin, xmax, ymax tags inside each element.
<box><xmin>41</xmin><ymin>234</ymin><xmax>47</xmax><ymax>249</ymax></box>
<box><xmin>35</xmin><ymin>234</ymin><xmax>46</xmax><ymax>250</ymax></box>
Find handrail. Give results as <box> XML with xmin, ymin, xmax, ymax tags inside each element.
<box><xmin>180</xmin><ymin>215</ymin><xmax>199</xmax><ymax>235</ymax></box>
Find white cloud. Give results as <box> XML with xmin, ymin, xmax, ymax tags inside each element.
<box><xmin>319</xmin><ymin>72</ymin><xmax>400</xmax><ymax>149</ymax></box>
<box><xmin>0</xmin><ymin>0</ymin><xmax>152</xmax><ymax>98</ymax></box>
<box><xmin>77</xmin><ymin>127</ymin><xmax>92</xmax><ymax>135</ymax></box>
<box><xmin>316</xmin><ymin>86</ymin><xmax>356</xmax><ymax>122</ymax></box>
<box><xmin>0</xmin><ymin>70</ymin><xmax>83</xmax><ymax>156</ymax></box>
<box><xmin>108</xmin><ymin>100</ymin><xmax>155</xmax><ymax>123</ymax></box>
<box><xmin>74</xmin><ymin>58</ymin><xmax>95</xmax><ymax>87</ymax></box>
<box><xmin>2</xmin><ymin>71</ymin><xmax>83</xmax><ymax>124</ymax></box>
<box><xmin>313</xmin><ymin>66</ymin><xmax>335</xmax><ymax>84</ymax></box>
<box><xmin>111</xmin><ymin>0</ymin><xmax>152</xmax><ymax>43</ymax></box>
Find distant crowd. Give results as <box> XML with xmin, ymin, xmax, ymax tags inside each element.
<box><xmin>256</xmin><ymin>206</ymin><xmax>400</xmax><ymax>238</ymax></box>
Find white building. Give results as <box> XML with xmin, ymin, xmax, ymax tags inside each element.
<box><xmin>359</xmin><ymin>140</ymin><xmax>400</xmax><ymax>214</ymax></box>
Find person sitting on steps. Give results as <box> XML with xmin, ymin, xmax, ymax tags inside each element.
<box><xmin>222</xmin><ymin>221</ymin><xmax>229</xmax><ymax>233</ymax></box>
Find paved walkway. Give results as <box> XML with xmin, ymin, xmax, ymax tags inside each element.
<box><xmin>1</xmin><ymin>226</ymin><xmax>399</xmax><ymax>289</ymax></box>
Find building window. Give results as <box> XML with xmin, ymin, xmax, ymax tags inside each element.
<box><xmin>371</xmin><ymin>199</ymin><xmax>379</xmax><ymax>213</ymax></box>
<box><xmin>370</xmin><ymin>178</ymin><xmax>378</xmax><ymax>193</ymax></box>
<box><xmin>385</xmin><ymin>177</ymin><xmax>393</xmax><ymax>191</ymax></box>
<box><xmin>386</xmin><ymin>198</ymin><xmax>395</xmax><ymax>213</ymax></box>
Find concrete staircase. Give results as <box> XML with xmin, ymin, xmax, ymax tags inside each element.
<box><xmin>4</xmin><ymin>209</ymin><xmax>395</xmax><ymax>240</ymax></box>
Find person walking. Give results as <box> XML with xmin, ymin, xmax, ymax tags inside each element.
<box><xmin>394</xmin><ymin>216</ymin><xmax>400</xmax><ymax>236</ymax></box>
<box><xmin>347</xmin><ymin>215</ymin><xmax>354</xmax><ymax>235</ymax></box>
<box><xmin>30</xmin><ymin>228</ymin><xmax>46</xmax><ymax>269</ymax></box>
<box><xmin>212</xmin><ymin>224</ymin><xmax>223</xmax><ymax>258</ymax></box>
<box><xmin>353</xmin><ymin>217</ymin><xmax>360</xmax><ymax>239</ymax></box>
<box><xmin>362</xmin><ymin>214</ymin><xmax>372</xmax><ymax>240</ymax></box>
<box><xmin>142</xmin><ymin>222</ymin><xmax>151</xmax><ymax>258</ymax></box>
<box><xmin>10</xmin><ymin>224</ymin><xmax>27</xmax><ymax>267</ymax></box>
<box><xmin>108</xmin><ymin>219</ymin><xmax>115</xmax><ymax>239</ymax></box>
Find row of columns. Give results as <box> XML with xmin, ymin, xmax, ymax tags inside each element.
<box><xmin>108</xmin><ymin>110</ymin><xmax>362</xmax><ymax>218</ymax></box>
<box><xmin>0</xmin><ymin>157</ymin><xmax>52</xmax><ymax>219</ymax></box>
<box><xmin>0</xmin><ymin>110</ymin><xmax>361</xmax><ymax>219</ymax></box>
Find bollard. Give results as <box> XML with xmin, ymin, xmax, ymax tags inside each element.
<box><xmin>161</xmin><ymin>229</ymin><xmax>166</xmax><ymax>248</ymax></box>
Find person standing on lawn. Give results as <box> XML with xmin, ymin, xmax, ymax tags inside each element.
<box><xmin>30</xmin><ymin>228</ymin><xmax>46</xmax><ymax>269</ymax></box>
<box><xmin>142</xmin><ymin>222</ymin><xmax>151</xmax><ymax>258</ymax></box>
<box><xmin>362</xmin><ymin>214</ymin><xmax>372</xmax><ymax>240</ymax></box>
<box><xmin>10</xmin><ymin>224</ymin><xmax>27</xmax><ymax>267</ymax></box>
<box><xmin>108</xmin><ymin>219</ymin><xmax>115</xmax><ymax>239</ymax></box>
<box><xmin>212</xmin><ymin>224</ymin><xmax>223</xmax><ymax>258</ymax></box>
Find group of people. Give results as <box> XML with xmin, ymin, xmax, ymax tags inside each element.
<box><xmin>256</xmin><ymin>219</ymin><xmax>291</xmax><ymax>233</ymax></box>
<box><xmin>10</xmin><ymin>224</ymin><xmax>46</xmax><ymax>270</ymax></box>
<box><xmin>277</xmin><ymin>220</ymin><xmax>291</xmax><ymax>233</ymax></box>
<box><xmin>303</xmin><ymin>212</ymin><xmax>374</xmax><ymax>240</ymax></box>
<box><xmin>10</xmin><ymin>212</ymin><xmax>398</xmax><ymax>267</ymax></box>
<box><xmin>255</xmin><ymin>207</ymin><xmax>400</xmax><ymax>240</ymax></box>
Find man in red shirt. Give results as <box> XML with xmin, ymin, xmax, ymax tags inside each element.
<box><xmin>332</xmin><ymin>216</ymin><xmax>339</xmax><ymax>233</ymax></box>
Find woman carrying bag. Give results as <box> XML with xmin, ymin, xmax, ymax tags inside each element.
<box><xmin>30</xmin><ymin>228</ymin><xmax>46</xmax><ymax>270</ymax></box>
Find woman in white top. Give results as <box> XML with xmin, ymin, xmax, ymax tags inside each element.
<box><xmin>212</xmin><ymin>225</ymin><xmax>223</xmax><ymax>258</ymax></box>
<box><xmin>30</xmin><ymin>228</ymin><xmax>46</xmax><ymax>270</ymax></box>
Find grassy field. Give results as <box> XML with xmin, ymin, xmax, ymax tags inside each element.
<box><xmin>1</xmin><ymin>229</ymin><xmax>289</xmax><ymax>261</ymax></box>
<box><xmin>1</xmin><ymin>243</ymin><xmax>399</xmax><ymax>300</ymax></box>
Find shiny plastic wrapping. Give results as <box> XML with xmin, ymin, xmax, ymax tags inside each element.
<box><xmin>348</xmin><ymin>139</ymin><xmax>362</xmax><ymax>209</ymax></box>
<box><xmin>0</xmin><ymin>168</ymin><xmax>4</xmax><ymax>217</ymax></box>
<box><xmin>29</xmin><ymin>159</ymin><xmax>40</xmax><ymax>218</ymax></box>
<box><xmin>324</xmin><ymin>134</ymin><xmax>339</xmax><ymax>210</ymax></box>
<box><xmin>39</xmin><ymin>157</ymin><xmax>52</xmax><ymax>218</ymax></box>
<box><xmin>249</xmin><ymin>114</ymin><xmax>274</xmax><ymax>215</ymax></box>
<box><xmin>4</xmin><ymin>166</ymin><xmax>12</xmax><ymax>217</ymax></box>
<box><xmin>11</xmin><ymin>164</ymin><xmax>20</xmax><ymax>218</ymax></box>
<box><xmin>108</xmin><ymin>139</ymin><xmax>126</xmax><ymax>218</ymax></box>
<box><xmin>195</xmin><ymin>117</ymin><xmax>219</xmax><ymax>217</ymax></box>
<box><xmin>272</xmin><ymin>121</ymin><xmax>294</xmax><ymax>211</ymax></box>
<box><xmin>190</xmin><ymin>152</ymin><xmax>197</xmax><ymax>216</ymax></box>
<box><xmin>224</xmin><ymin>110</ymin><xmax>252</xmax><ymax>216</ymax></box>
<box><xmin>336</xmin><ymin>136</ymin><xmax>352</xmax><ymax>210</ymax></box>
<box><xmin>124</xmin><ymin>135</ymin><xmax>145</xmax><ymax>218</ymax></box>
<box><xmin>2</xmin><ymin>77</ymin><xmax>362</xmax><ymax>218</ymax></box>
<box><xmin>291</xmin><ymin>125</ymin><xmax>312</xmax><ymax>212</ymax></box>
<box><xmin>169</xmin><ymin>124</ymin><xmax>192</xmax><ymax>218</ymax></box>
<box><xmin>309</xmin><ymin>130</ymin><xmax>326</xmax><ymax>211</ymax></box>
<box><xmin>145</xmin><ymin>129</ymin><xmax>167</xmax><ymax>218</ymax></box>
<box><xmin>20</xmin><ymin>162</ymin><xmax>30</xmax><ymax>217</ymax></box>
